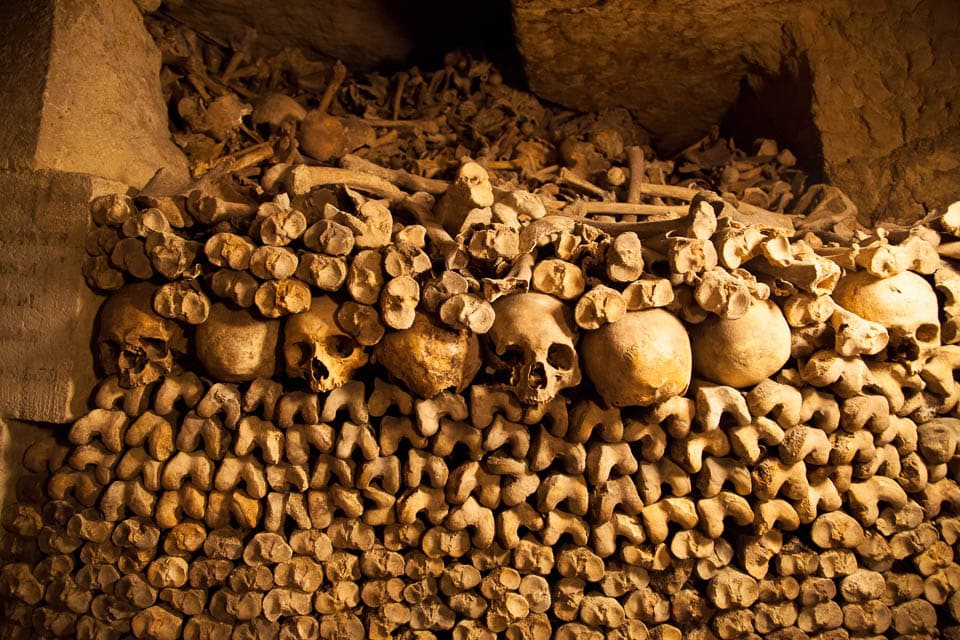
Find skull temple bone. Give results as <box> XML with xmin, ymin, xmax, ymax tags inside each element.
<box><xmin>283</xmin><ymin>296</ymin><xmax>368</xmax><ymax>392</ymax></box>
<box><xmin>97</xmin><ymin>282</ymin><xmax>186</xmax><ymax>388</ymax></box>
<box><xmin>486</xmin><ymin>292</ymin><xmax>581</xmax><ymax>405</ymax></box>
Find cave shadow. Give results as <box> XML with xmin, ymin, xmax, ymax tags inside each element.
<box><xmin>375</xmin><ymin>0</ymin><xmax>528</xmax><ymax>89</ymax></box>
<box><xmin>721</xmin><ymin>54</ymin><xmax>826</xmax><ymax>185</ymax></box>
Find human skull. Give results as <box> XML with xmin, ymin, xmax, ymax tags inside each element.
<box><xmin>196</xmin><ymin>304</ymin><xmax>280</xmax><ymax>382</ymax></box>
<box><xmin>486</xmin><ymin>293</ymin><xmax>580</xmax><ymax>405</ymax></box>
<box><xmin>690</xmin><ymin>298</ymin><xmax>792</xmax><ymax>388</ymax></box>
<box><xmin>833</xmin><ymin>270</ymin><xmax>940</xmax><ymax>373</ymax></box>
<box><xmin>283</xmin><ymin>296</ymin><xmax>368</xmax><ymax>392</ymax></box>
<box><xmin>582</xmin><ymin>309</ymin><xmax>691</xmax><ymax>406</ymax></box>
<box><xmin>97</xmin><ymin>282</ymin><xmax>186</xmax><ymax>388</ymax></box>
<box><xmin>375</xmin><ymin>312</ymin><xmax>481</xmax><ymax>398</ymax></box>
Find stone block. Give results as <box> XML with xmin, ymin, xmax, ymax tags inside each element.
<box><xmin>0</xmin><ymin>170</ymin><xmax>128</xmax><ymax>423</ymax></box>
<box><xmin>0</xmin><ymin>0</ymin><xmax>188</xmax><ymax>189</ymax></box>
<box><xmin>793</xmin><ymin>1</ymin><xmax>960</xmax><ymax>224</ymax></box>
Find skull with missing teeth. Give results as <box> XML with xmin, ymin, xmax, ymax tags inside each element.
<box><xmin>486</xmin><ymin>292</ymin><xmax>580</xmax><ymax>405</ymax></box>
<box><xmin>283</xmin><ymin>296</ymin><xmax>367</xmax><ymax>391</ymax></box>
<box><xmin>97</xmin><ymin>282</ymin><xmax>186</xmax><ymax>388</ymax></box>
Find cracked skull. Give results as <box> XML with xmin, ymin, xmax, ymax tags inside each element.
<box><xmin>97</xmin><ymin>282</ymin><xmax>186</xmax><ymax>388</ymax></box>
<box><xmin>374</xmin><ymin>312</ymin><xmax>481</xmax><ymax>399</ymax></box>
<box><xmin>486</xmin><ymin>292</ymin><xmax>580</xmax><ymax>405</ymax></box>
<box><xmin>283</xmin><ymin>296</ymin><xmax>368</xmax><ymax>391</ymax></box>
<box><xmin>833</xmin><ymin>270</ymin><xmax>940</xmax><ymax>373</ymax></box>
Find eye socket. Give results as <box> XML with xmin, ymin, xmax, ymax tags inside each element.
<box><xmin>917</xmin><ymin>323</ymin><xmax>939</xmax><ymax>343</ymax></box>
<box><xmin>492</xmin><ymin>345</ymin><xmax>524</xmax><ymax>385</ymax></box>
<box><xmin>547</xmin><ymin>343</ymin><xmax>575</xmax><ymax>370</ymax></box>
<box><xmin>294</xmin><ymin>342</ymin><xmax>315</xmax><ymax>367</ymax></box>
<box><xmin>326</xmin><ymin>335</ymin><xmax>358</xmax><ymax>358</ymax></box>
<box><xmin>140</xmin><ymin>337</ymin><xmax>168</xmax><ymax>356</ymax></box>
<box><xmin>499</xmin><ymin>346</ymin><xmax>524</xmax><ymax>367</ymax></box>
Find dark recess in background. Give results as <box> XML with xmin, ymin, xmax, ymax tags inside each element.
<box><xmin>382</xmin><ymin>0</ymin><xmax>828</xmax><ymax>182</ymax></box>
<box><xmin>378</xmin><ymin>0</ymin><xmax>529</xmax><ymax>89</ymax></box>
<box><xmin>385</xmin><ymin>0</ymin><xmax>827</xmax><ymax>183</ymax></box>
<box><xmin>721</xmin><ymin>55</ymin><xmax>826</xmax><ymax>185</ymax></box>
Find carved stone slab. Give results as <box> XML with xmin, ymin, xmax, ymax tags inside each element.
<box><xmin>0</xmin><ymin>170</ymin><xmax>128</xmax><ymax>423</ymax></box>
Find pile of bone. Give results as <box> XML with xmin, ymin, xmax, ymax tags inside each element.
<box><xmin>146</xmin><ymin>20</ymin><xmax>834</xmax><ymax>240</ymax></box>
<box><xmin>6</xmin><ymin>134</ymin><xmax>960</xmax><ymax>638</ymax></box>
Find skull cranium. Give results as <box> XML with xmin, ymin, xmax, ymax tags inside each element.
<box><xmin>833</xmin><ymin>270</ymin><xmax>940</xmax><ymax>373</ymax></box>
<box><xmin>196</xmin><ymin>303</ymin><xmax>280</xmax><ymax>382</ymax></box>
<box><xmin>583</xmin><ymin>309</ymin><xmax>692</xmax><ymax>406</ymax></box>
<box><xmin>690</xmin><ymin>298</ymin><xmax>792</xmax><ymax>388</ymax></box>
<box><xmin>283</xmin><ymin>296</ymin><xmax>368</xmax><ymax>391</ymax></box>
<box><xmin>486</xmin><ymin>292</ymin><xmax>580</xmax><ymax>405</ymax></box>
<box><xmin>374</xmin><ymin>312</ymin><xmax>481</xmax><ymax>398</ymax></box>
<box><xmin>97</xmin><ymin>282</ymin><xmax>186</xmax><ymax>388</ymax></box>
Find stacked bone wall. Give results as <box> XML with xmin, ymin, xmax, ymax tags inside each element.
<box><xmin>2</xmin><ymin>16</ymin><xmax>960</xmax><ymax>640</ymax></box>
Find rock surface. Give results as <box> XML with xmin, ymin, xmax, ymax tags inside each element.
<box><xmin>0</xmin><ymin>171</ymin><xmax>128</xmax><ymax>423</ymax></box>
<box><xmin>793</xmin><ymin>1</ymin><xmax>960</xmax><ymax>224</ymax></box>
<box><xmin>159</xmin><ymin>0</ymin><xmax>524</xmax><ymax>77</ymax></box>
<box><xmin>512</xmin><ymin>0</ymin><xmax>960</xmax><ymax>223</ymax></box>
<box><xmin>512</xmin><ymin>0</ymin><xmax>790</xmax><ymax>152</ymax></box>
<box><xmin>161</xmin><ymin>0</ymin><xmax>417</xmax><ymax>69</ymax></box>
<box><xmin>0</xmin><ymin>0</ymin><xmax>188</xmax><ymax>189</ymax></box>
<box><xmin>0</xmin><ymin>0</ymin><xmax>190</xmax><ymax>423</ymax></box>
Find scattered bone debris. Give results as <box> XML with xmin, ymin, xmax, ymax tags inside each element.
<box><xmin>5</xmin><ymin>16</ymin><xmax>960</xmax><ymax>640</ymax></box>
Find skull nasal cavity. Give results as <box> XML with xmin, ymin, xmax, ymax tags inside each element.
<box><xmin>529</xmin><ymin>362</ymin><xmax>547</xmax><ymax>389</ymax></box>
<box><xmin>893</xmin><ymin>340</ymin><xmax>920</xmax><ymax>361</ymax></box>
<box><xmin>548</xmin><ymin>343</ymin><xmax>575</xmax><ymax>370</ymax></box>
<box><xmin>311</xmin><ymin>359</ymin><xmax>330</xmax><ymax>381</ymax></box>
<box><xmin>120</xmin><ymin>348</ymin><xmax>147</xmax><ymax>372</ymax></box>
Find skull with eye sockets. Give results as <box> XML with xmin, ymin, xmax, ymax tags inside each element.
<box><xmin>283</xmin><ymin>296</ymin><xmax>367</xmax><ymax>392</ymax></box>
<box><xmin>97</xmin><ymin>282</ymin><xmax>185</xmax><ymax>388</ymax></box>
<box><xmin>833</xmin><ymin>270</ymin><xmax>940</xmax><ymax>374</ymax></box>
<box><xmin>486</xmin><ymin>293</ymin><xmax>580</xmax><ymax>405</ymax></box>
